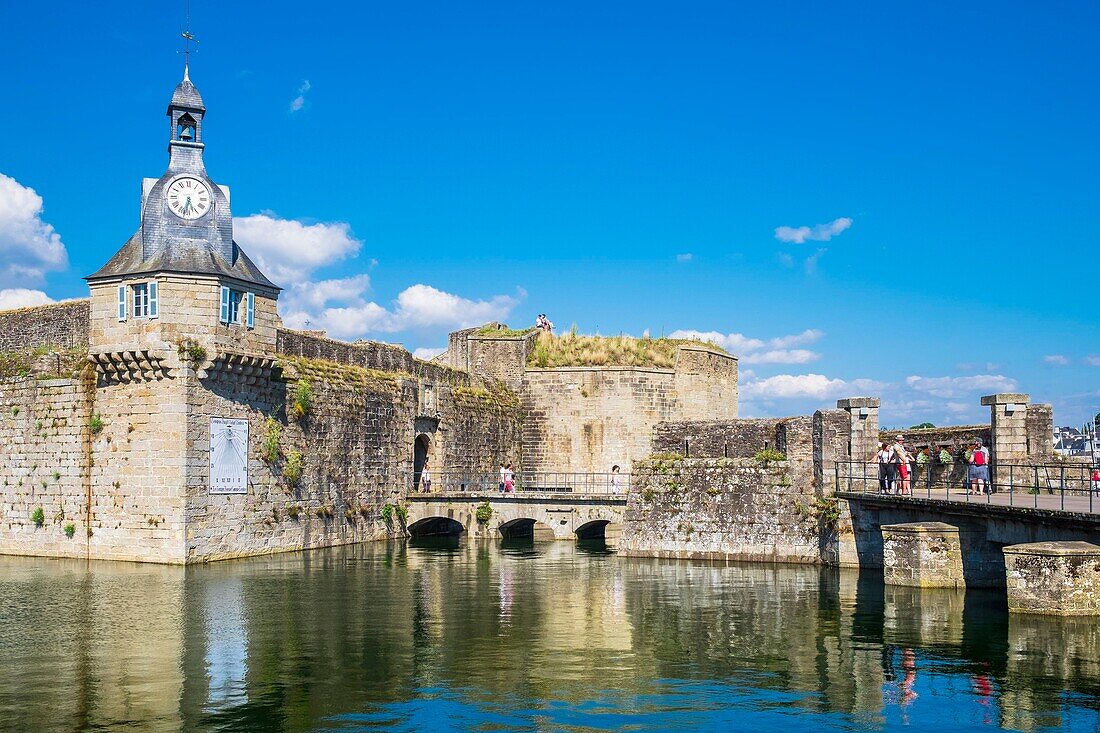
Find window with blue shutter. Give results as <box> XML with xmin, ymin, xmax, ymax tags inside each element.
<box><xmin>148</xmin><ymin>281</ymin><xmax>159</xmax><ymax>318</ymax></box>
<box><xmin>117</xmin><ymin>285</ymin><xmax>127</xmax><ymax>321</ymax></box>
<box><xmin>220</xmin><ymin>286</ymin><xmax>230</xmax><ymax>324</ymax></box>
<box><xmin>246</xmin><ymin>292</ymin><xmax>255</xmax><ymax>329</ymax></box>
<box><xmin>132</xmin><ymin>283</ymin><xmax>149</xmax><ymax>318</ymax></box>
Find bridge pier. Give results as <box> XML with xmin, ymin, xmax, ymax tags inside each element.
<box><xmin>1004</xmin><ymin>541</ymin><xmax>1100</xmax><ymax>616</ymax></box>
<box><xmin>882</xmin><ymin>522</ymin><xmax>966</xmax><ymax>588</ymax></box>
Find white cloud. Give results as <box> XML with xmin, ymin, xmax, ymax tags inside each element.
<box><xmin>233</xmin><ymin>212</ymin><xmax>361</xmax><ymax>284</ymax></box>
<box><xmin>670</xmin><ymin>328</ymin><xmax>824</xmax><ymax>364</ymax></box>
<box><xmin>0</xmin><ymin>173</ymin><xmax>68</xmax><ymax>287</ymax></box>
<box><xmin>1086</xmin><ymin>355</ymin><xmax>1100</xmax><ymax>367</ymax></box>
<box><xmin>905</xmin><ymin>374</ymin><xmax>1018</xmax><ymax>399</ymax></box>
<box><xmin>774</xmin><ymin>217</ymin><xmax>852</xmax><ymax>244</ymax></box>
<box><xmin>290</xmin><ymin>80</ymin><xmax>311</xmax><ymax>112</ymax></box>
<box><xmin>282</xmin><ymin>280</ymin><xmax>521</xmax><ymax>340</ymax></box>
<box><xmin>1044</xmin><ymin>354</ymin><xmax>1069</xmax><ymax>366</ymax></box>
<box><xmin>775</xmin><ymin>252</ymin><xmax>794</xmax><ymax>268</ymax></box>
<box><xmin>742</xmin><ymin>373</ymin><xmax>885</xmax><ymax>400</ymax></box>
<box><xmin>0</xmin><ymin>288</ymin><xmax>54</xmax><ymax>311</ymax></box>
<box><xmin>676</xmin><ymin>253</ymin><xmax>693</xmax><ymax>263</ymax></box>
<box><xmin>413</xmin><ymin>346</ymin><xmax>446</xmax><ymax>361</ymax></box>
<box><xmin>804</xmin><ymin>247</ymin><xmax>827</xmax><ymax>275</ymax></box>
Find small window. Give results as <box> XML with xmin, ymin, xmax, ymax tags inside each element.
<box><xmin>117</xmin><ymin>285</ymin><xmax>127</xmax><ymax>321</ymax></box>
<box><xmin>132</xmin><ymin>283</ymin><xmax>150</xmax><ymax>318</ymax></box>
<box><xmin>219</xmin><ymin>286</ymin><xmax>252</xmax><ymax>327</ymax></box>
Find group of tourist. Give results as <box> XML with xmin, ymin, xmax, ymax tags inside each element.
<box><xmin>499</xmin><ymin>463</ymin><xmax>516</xmax><ymax>493</ymax></box>
<box><xmin>535</xmin><ymin>313</ymin><xmax>554</xmax><ymax>333</ymax></box>
<box><xmin>874</xmin><ymin>436</ymin><xmax>992</xmax><ymax>495</ymax></box>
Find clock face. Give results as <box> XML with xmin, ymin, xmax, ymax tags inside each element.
<box><xmin>165</xmin><ymin>177</ymin><xmax>212</xmax><ymax>220</ymax></box>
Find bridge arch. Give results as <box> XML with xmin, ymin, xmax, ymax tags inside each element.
<box><xmin>498</xmin><ymin>517</ymin><xmax>556</xmax><ymax>540</ymax></box>
<box><xmin>575</xmin><ymin>519</ymin><xmax>614</xmax><ymax>540</ymax></box>
<box><xmin>407</xmin><ymin>516</ymin><xmax>465</xmax><ymax>537</ymax></box>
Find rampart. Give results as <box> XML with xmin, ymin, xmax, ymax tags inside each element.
<box><xmin>619</xmin><ymin>456</ymin><xmax>822</xmax><ymax>563</ymax></box>
<box><xmin>0</xmin><ymin>300</ymin><xmax>90</xmax><ymax>352</ymax></box>
<box><xmin>446</xmin><ymin>326</ymin><xmax>739</xmax><ymax>473</ymax></box>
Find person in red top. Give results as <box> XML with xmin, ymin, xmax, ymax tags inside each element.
<box><xmin>968</xmin><ymin>440</ymin><xmax>991</xmax><ymax>495</ymax></box>
<box><xmin>1091</xmin><ymin>467</ymin><xmax>1100</xmax><ymax>495</ymax></box>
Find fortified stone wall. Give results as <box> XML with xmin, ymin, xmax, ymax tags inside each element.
<box><xmin>619</xmin><ymin>456</ymin><xmax>824</xmax><ymax>563</ymax></box>
<box><xmin>879</xmin><ymin>425</ymin><xmax>992</xmax><ymax>452</ymax></box>
<box><xmin>521</xmin><ymin>367</ymin><xmax>680</xmax><ymax>474</ymax></box>
<box><xmin>184</xmin><ymin>353</ymin><xmax>521</xmax><ymax>561</ymax></box>
<box><xmin>0</xmin><ymin>300</ymin><xmax>90</xmax><ymax>352</ymax></box>
<box><xmin>653</xmin><ymin>417</ymin><xmax>802</xmax><ymax>459</ymax></box>
<box><xmin>0</xmin><ymin>375</ymin><xmax>94</xmax><ymax>559</ymax></box>
<box><xmin>521</xmin><ymin>349</ymin><xmax>738</xmax><ymax>474</ymax></box>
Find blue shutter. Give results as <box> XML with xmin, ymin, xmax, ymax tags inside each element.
<box><xmin>219</xmin><ymin>286</ymin><xmax>230</xmax><ymax>324</ymax></box>
<box><xmin>246</xmin><ymin>292</ymin><xmax>255</xmax><ymax>329</ymax></box>
<box><xmin>117</xmin><ymin>285</ymin><xmax>127</xmax><ymax>321</ymax></box>
<box><xmin>148</xmin><ymin>281</ymin><xmax>159</xmax><ymax>318</ymax></box>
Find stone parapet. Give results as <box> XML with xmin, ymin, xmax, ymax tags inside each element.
<box><xmin>1004</xmin><ymin>541</ymin><xmax>1100</xmax><ymax>616</ymax></box>
<box><xmin>882</xmin><ymin>522</ymin><xmax>965</xmax><ymax>588</ymax></box>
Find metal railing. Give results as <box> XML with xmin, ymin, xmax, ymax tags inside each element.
<box><xmin>836</xmin><ymin>460</ymin><xmax>1100</xmax><ymax>514</ymax></box>
<box><xmin>410</xmin><ymin>471</ymin><xmax>631</xmax><ymax>497</ymax></box>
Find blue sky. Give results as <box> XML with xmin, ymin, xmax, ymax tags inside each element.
<box><xmin>1</xmin><ymin>1</ymin><xmax>1097</xmax><ymax>427</ymax></box>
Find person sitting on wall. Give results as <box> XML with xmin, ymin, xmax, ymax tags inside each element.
<box><xmin>535</xmin><ymin>314</ymin><xmax>554</xmax><ymax>333</ymax></box>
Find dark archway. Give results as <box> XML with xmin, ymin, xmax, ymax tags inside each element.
<box><xmin>498</xmin><ymin>518</ymin><xmax>555</xmax><ymax>540</ymax></box>
<box><xmin>575</xmin><ymin>520</ymin><xmax>611</xmax><ymax>540</ymax></box>
<box><xmin>413</xmin><ymin>434</ymin><xmax>431</xmax><ymax>491</ymax></box>
<box><xmin>408</xmin><ymin>516</ymin><xmax>465</xmax><ymax>537</ymax></box>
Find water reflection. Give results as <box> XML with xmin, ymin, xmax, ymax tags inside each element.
<box><xmin>0</xmin><ymin>543</ymin><xmax>1098</xmax><ymax>732</ymax></box>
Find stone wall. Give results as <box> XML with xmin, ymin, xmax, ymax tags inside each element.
<box><xmin>879</xmin><ymin>425</ymin><xmax>992</xmax><ymax>452</ymax></box>
<box><xmin>521</xmin><ymin>367</ymin><xmax>680</xmax><ymax>474</ymax></box>
<box><xmin>619</xmin><ymin>456</ymin><xmax>824</xmax><ymax>563</ymax></box>
<box><xmin>653</xmin><ymin>417</ymin><xmax>801</xmax><ymax>459</ymax></box>
<box><xmin>183</xmin><ymin>355</ymin><xmax>522</xmax><ymax>561</ymax></box>
<box><xmin>0</xmin><ymin>300</ymin><xmax>90</xmax><ymax>352</ymax></box>
<box><xmin>0</xmin><ymin>375</ymin><xmax>94</xmax><ymax>559</ymax></box>
<box><xmin>466</xmin><ymin>331</ymin><xmax>539</xmax><ymax>389</ymax></box>
<box><xmin>89</xmin><ymin>276</ymin><xmax>279</xmax><ymax>357</ymax></box>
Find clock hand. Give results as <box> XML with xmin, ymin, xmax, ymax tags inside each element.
<box><xmin>182</xmin><ymin>196</ymin><xmax>192</xmax><ymax>214</ymax></box>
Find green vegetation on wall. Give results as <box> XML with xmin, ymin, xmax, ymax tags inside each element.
<box><xmin>528</xmin><ymin>331</ymin><xmax>727</xmax><ymax>369</ymax></box>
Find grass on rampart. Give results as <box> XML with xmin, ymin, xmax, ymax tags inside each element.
<box><xmin>0</xmin><ymin>347</ymin><xmax>87</xmax><ymax>380</ymax></box>
<box><xmin>527</xmin><ymin>331</ymin><xmax>727</xmax><ymax>369</ymax></box>
<box><xmin>476</xmin><ymin>325</ymin><xmax>534</xmax><ymax>338</ymax></box>
<box><xmin>277</xmin><ymin>355</ymin><xmax>399</xmax><ymax>393</ymax></box>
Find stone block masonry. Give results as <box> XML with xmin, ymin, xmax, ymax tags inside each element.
<box><xmin>881</xmin><ymin>522</ymin><xmax>965</xmax><ymax>588</ymax></box>
<box><xmin>0</xmin><ymin>300</ymin><xmax>90</xmax><ymax>352</ymax></box>
<box><xmin>1004</xmin><ymin>541</ymin><xmax>1100</xmax><ymax>616</ymax></box>
<box><xmin>619</xmin><ymin>456</ymin><xmax>825</xmax><ymax>564</ymax></box>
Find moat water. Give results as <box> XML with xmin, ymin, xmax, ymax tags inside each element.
<box><xmin>1</xmin><ymin>540</ymin><xmax>1098</xmax><ymax>732</ymax></box>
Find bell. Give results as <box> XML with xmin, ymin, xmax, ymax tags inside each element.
<box><xmin>179</xmin><ymin>126</ymin><xmax>194</xmax><ymax>141</ymax></box>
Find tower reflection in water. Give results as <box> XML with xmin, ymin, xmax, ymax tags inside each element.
<box><xmin>0</xmin><ymin>543</ymin><xmax>1098</xmax><ymax>731</ymax></box>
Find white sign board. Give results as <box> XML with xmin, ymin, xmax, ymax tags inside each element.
<box><xmin>210</xmin><ymin>418</ymin><xmax>249</xmax><ymax>494</ymax></box>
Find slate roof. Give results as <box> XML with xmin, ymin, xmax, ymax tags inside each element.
<box><xmin>170</xmin><ymin>72</ymin><xmax>205</xmax><ymax>112</ymax></box>
<box><xmin>86</xmin><ymin>230</ymin><xmax>279</xmax><ymax>290</ymax></box>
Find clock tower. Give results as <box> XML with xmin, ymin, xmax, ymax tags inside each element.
<box><xmin>86</xmin><ymin>65</ymin><xmax>280</xmax><ymax>372</ymax></box>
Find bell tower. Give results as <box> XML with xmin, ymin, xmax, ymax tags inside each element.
<box><xmin>86</xmin><ymin>60</ymin><xmax>280</xmax><ymax>363</ymax></box>
<box><xmin>167</xmin><ymin>64</ymin><xmax>206</xmax><ymax>172</ymax></box>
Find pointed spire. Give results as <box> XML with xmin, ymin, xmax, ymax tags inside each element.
<box><xmin>183</xmin><ymin>61</ymin><xmax>190</xmax><ymax>83</ymax></box>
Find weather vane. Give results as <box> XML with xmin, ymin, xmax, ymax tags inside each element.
<box><xmin>178</xmin><ymin>0</ymin><xmax>198</xmax><ymax>76</ymax></box>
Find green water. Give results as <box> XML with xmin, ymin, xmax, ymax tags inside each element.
<box><xmin>0</xmin><ymin>539</ymin><xmax>1097</xmax><ymax>732</ymax></box>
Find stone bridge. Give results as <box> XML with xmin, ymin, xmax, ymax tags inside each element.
<box><xmin>405</xmin><ymin>492</ymin><xmax>627</xmax><ymax>540</ymax></box>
